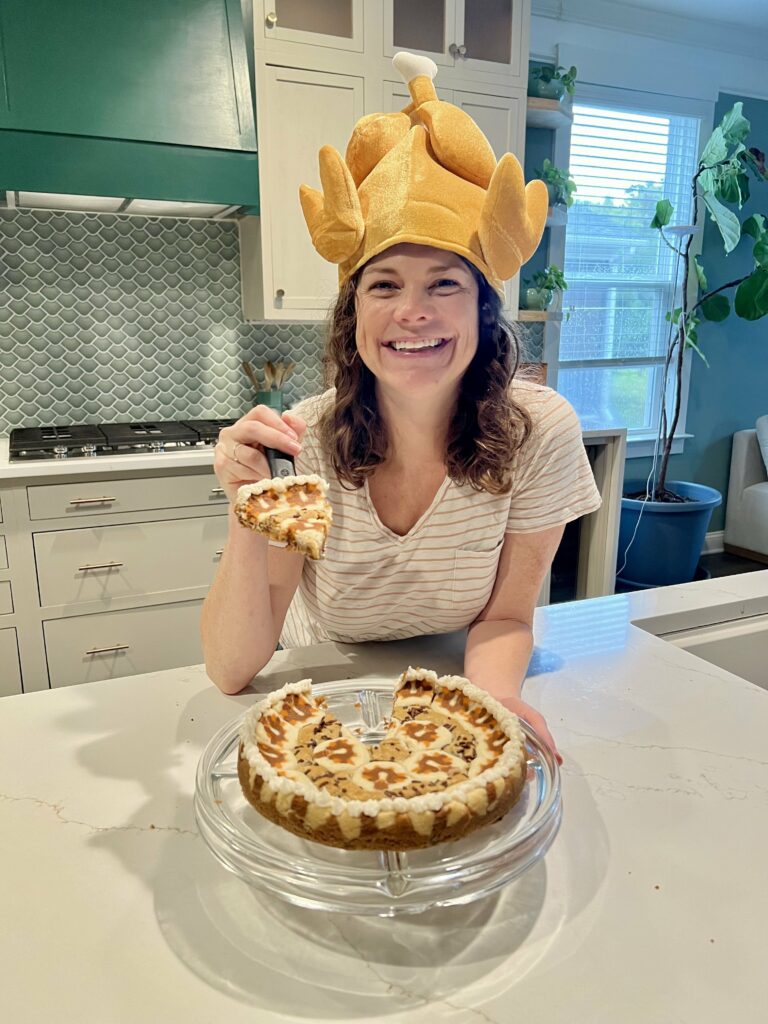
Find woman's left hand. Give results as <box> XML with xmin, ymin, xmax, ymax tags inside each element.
<box><xmin>498</xmin><ymin>695</ymin><xmax>563</xmax><ymax>765</ymax></box>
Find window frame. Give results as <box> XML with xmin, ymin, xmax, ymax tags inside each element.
<box><xmin>552</xmin><ymin>83</ymin><xmax>714</xmax><ymax>458</ymax></box>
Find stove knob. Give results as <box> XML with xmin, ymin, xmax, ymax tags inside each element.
<box><xmin>149</xmin><ymin>441</ymin><xmax>165</xmax><ymax>452</ymax></box>
<box><xmin>81</xmin><ymin>444</ymin><xmax>97</xmax><ymax>457</ymax></box>
<box><xmin>53</xmin><ymin>445</ymin><xmax>68</xmax><ymax>458</ymax></box>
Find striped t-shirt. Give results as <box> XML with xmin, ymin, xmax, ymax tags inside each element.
<box><xmin>280</xmin><ymin>381</ymin><xmax>601</xmax><ymax>647</ymax></box>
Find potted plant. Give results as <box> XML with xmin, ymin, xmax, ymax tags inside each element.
<box><xmin>527</xmin><ymin>64</ymin><xmax>577</xmax><ymax>101</ymax></box>
<box><xmin>519</xmin><ymin>265</ymin><xmax>568</xmax><ymax>311</ymax></box>
<box><xmin>535</xmin><ymin>158</ymin><xmax>577</xmax><ymax>208</ymax></box>
<box><xmin>618</xmin><ymin>102</ymin><xmax>768</xmax><ymax>588</ymax></box>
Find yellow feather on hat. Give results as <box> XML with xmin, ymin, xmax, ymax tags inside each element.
<box><xmin>299</xmin><ymin>52</ymin><xmax>548</xmax><ymax>298</ymax></box>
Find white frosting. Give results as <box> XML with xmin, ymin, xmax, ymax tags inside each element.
<box><xmin>235</xmin><ymin>474</ymin><xmax>329</xmax><ymax>503</ymax></box>
<box><xmin>239</xmin><ymin>671</ymin><xmax>526</xmax><ymax>819</ymax></box>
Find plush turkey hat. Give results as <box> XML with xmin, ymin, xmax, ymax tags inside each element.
<box><xmin>299</xmin><ymin>52</ymin><xmax>548</xmax><ymax>298</ymax></box>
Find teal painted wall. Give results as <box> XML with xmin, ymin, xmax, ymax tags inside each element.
<box><xmin>628</xmin><ymin>91</ymin><xmax>768</xmax><ymax>532</ymax></box>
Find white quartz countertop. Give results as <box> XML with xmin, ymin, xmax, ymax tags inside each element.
<box><xmin>2</xmin><ymin>572</ymin><xmax>767</xmax><ymax>1022</ymax></box>
<box><xmin>0</xmin><ymin>436</ymin><xmax>217</xmax><ymax>479</ymax></box>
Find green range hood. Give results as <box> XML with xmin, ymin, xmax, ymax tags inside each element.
<box><xmin>0</xmin><ymin>0</ymin><xmax>260</xmax><ymax>213</ymax></box>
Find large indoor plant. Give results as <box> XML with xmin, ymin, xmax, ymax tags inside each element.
<box><xmin>619</xmin><ymin>102</ymin><xmax>768</xmax><ymax>587</ymax></box>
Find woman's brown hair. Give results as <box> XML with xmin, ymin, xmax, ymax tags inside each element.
<box><xmin>317</xmin><ymin>262</ymin><xmax>532</xmax><ymax>494</ymax></box>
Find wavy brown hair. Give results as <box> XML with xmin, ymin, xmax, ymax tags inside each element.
<box><xmin>317</xmin><ymin>262</ymin><xmax>533</xmax><ymax>494</ymax></box>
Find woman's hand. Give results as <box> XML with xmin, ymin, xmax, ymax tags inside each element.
<box><xmin>213</xmin><ymin>406</ymin><xmax>306</xmax><ymax>504</ymax></box>
<box><xmin>498</xmin><ymin>695</ymin><xmax>563</xmax><ymax>765</ymax></box>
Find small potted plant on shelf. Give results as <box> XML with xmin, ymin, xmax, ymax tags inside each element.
<box><xmin>527</xmin><ymin>64</ymin><xmax>577</xmax><ymax>101</ymax></box>
<box><xmin>618</xmin><ymin>101</ymin><xmax>768</xmax><ymax>589</ymax></box>
<box><xmin>519</xmin><ymin>265</ymin><xmax>568</xmax><ymax>311</ymax></box>
<box><xmin>535</xmin><ymin>158</ymin><xmax>577</xmax><ymax>208</ymax></box>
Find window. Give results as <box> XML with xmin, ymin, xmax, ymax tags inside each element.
<box><xmin>557</xmin><ymin>100</ymin><xmax>702</xmax><ymax>439</ymax></box>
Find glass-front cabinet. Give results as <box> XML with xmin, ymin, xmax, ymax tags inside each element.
<box><xmin>384</xmin><ymin>0</ymin><xmax>527</xmax><ymax>80</ymax></box>
<box><xmin>259</xmin><ymin>0</ymin><xmax>364</xmax><ymax>52</ymax></box>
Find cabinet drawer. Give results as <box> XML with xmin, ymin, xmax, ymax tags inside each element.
<box><xmin>27</xmin><ymin>473</ymin><xmax>227</xmax><ymax>521</ymax></box>
<box><xmin>0</xmin><ymin>628</ymin><xmax>22</xmax><ymax>697</ymax></box>
<box><xmin>0</xmin><ymin>536</ymin><xmax>7</xmax><ymax>570</ymax></box>
<box><xmin>0</xmin><ymin>580</ymin><xmax>13</xmax><ymax>616</ymax></box>
<box><xmin>34</xmin><ymin>517</ymin><xmax>228</xmax><ymax>608</ymax></box>
<box><xmin>43</xmin><ymin>600</ymin><xmax>204</xmax><ymax>688</ymax></box>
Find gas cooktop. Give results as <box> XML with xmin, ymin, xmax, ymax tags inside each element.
<box><xmin>8</xmin><ymin>419</ymin><xmax>235</xmax><ymax>461</ymax></box>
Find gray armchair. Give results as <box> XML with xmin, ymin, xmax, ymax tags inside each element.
<box><xmin>724</xmin><ymin>428</ymin><xmax>768</xmax><ymax>563</ymax></box>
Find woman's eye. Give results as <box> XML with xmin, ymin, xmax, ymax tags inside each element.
<box><xmin>369</xmin><ymin>280</ymin><xmax>397</xmax><ymax>291</ymax></box>
<box><xmin>432</xmin><ymin>278</ymin><xmax>460</xmax><ymax>290</ymax></box>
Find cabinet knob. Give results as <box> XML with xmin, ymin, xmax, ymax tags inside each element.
<box><xmin>266</xmin><ymin>11</ymin><xmax>277</xmax><ymax>27</ymax></box>
<box><xmin>458</xmin><ymin>44</ymin><xmax>468</xmax><ymax>57</ymax></box>
<box><xmin>449</xmin><ymin>42</ymin><xmax>459</xmax><ymax>56</ymax></box>
<box><xmin>275</xmin><ymin>288</ymin><xmax>285</xmax><ymax>299</ymax></box>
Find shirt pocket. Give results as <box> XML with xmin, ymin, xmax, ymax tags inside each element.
<box><xmin>435</xmin><ymin>540</ymin><xmax>504</xmax><ymax>613</ymax></box>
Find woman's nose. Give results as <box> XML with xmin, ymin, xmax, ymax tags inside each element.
<box><xmin>393</xmin><ymin>288</ymin><xmax>433</xmax><ymax>323</ymax></box>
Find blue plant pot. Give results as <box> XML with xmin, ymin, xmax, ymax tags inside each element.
<box><xmin>617</xmin><ymin>480</ymin><xmax>722</xmax><ymax>587</ymax></box>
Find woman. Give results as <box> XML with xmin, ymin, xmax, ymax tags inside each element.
<box><xmin>201</xmin><ymin>55</ymin><xmax>601</xmax><ymax>758</ymax></box>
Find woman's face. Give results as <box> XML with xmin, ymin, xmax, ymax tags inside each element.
<box><xmin>354</xmin><ymin>243</ymin><xmax>480</xmax><ymax>401</ymax></box>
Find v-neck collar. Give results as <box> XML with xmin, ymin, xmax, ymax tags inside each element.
<box><xmin>362</xmin><ymin>475</ymin><xmax>452</xmax><ymax>543</ymax></box>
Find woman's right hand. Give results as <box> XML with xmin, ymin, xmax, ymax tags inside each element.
<box><xmin>213</xmin><ymin>406</ymin><xmax>306</xmax><ymax>504</ymax></box>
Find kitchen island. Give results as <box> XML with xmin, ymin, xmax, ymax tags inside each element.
<box><xmin>2</xmin><ymin>571</ymin><xmax>767</xmax><ymax>1023</ymax></box>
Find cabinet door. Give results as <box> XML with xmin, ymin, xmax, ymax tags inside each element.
<box><xmin>453</xmin><ymin>90</ymin><xmax>525</xmax><ymax>316</ymax></box>
<box><xmin>0</xmin><ymin>628</ymin><xmax>22</xmax><ymax>697</ymax></box>
<box><xmin>259</xmin><ymin>0</ymin><xmax>364</xmax><ymax>52</ymax></box>
<box><xmin>383</xmin><ymin>0</ymin><xmax>457</xmax><ymax>67</ymax></box>
<box><xmin>0</xmin><ymin>0</ymin><xmax>255</xmax><ymax>150</ymax></box>
<box><xmin>257</xmin><ymin>66</ymin><xmax>365</xmax><ymax>320</ymax></box>
<box><xmin>458</xmin><ymin>0</ymin><xmax>529</xmax><ymax>81</ymax></box>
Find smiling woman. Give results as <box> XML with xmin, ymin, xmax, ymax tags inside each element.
<box><xmin>201</xmin><ymin>52</ymin><xmax>601</xmax><ymax>760</ymax></box>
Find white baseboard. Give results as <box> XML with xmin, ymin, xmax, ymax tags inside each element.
<box><xmin>703</xmin><ymin>530</ymin><xmax>724</xmax><ymax>555</ymax></box>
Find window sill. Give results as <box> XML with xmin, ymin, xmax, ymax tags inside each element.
<box><xmin>626</xmin><ymin>433</ymin><xmax>692</xmax><ymax>459</ymax></box>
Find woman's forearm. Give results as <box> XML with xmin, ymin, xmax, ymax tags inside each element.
<box><xmin>463</xmin><ymin>618</ymin><xmax>534</xmax><ymax>700</ymax></box>
<box><xmin>200</xmin><ymin>509</ymin><xmax>276</xmax><ymax>694</ymax></box>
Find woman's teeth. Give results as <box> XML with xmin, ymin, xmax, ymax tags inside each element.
<box><xmin>387</xmin><ymin>338</ymin><xmax>449</xmax><ymax>351</ymax></box>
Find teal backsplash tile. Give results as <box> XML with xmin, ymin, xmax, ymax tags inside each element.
<box><xmin>0</xmin><ymin>208</ymin><xmax>326</xmax><ymax>434</ymax></box>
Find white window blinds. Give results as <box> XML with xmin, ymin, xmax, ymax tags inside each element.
<box><xmin>557</xmin><ymin>102</ymin><xmax>701</xmax><ymax>435</ymax></box>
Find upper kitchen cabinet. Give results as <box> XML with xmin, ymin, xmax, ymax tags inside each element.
<box><xmin>241</xmin><ymin>65</ymin><xmax>364</xmax><ymax>320</ymax></box>
<box><xmin>257</xmin><ymin>0</ymin><xmax>365</xmax><ymax>52</ymax></box>
<box><xmin>383</xmin><ymin>0</ymin><xmax>529</xmax><ymax>83</ymax></box>
<box><xmin>0</xmin><ymin>0</ymin><xmax>255</xmax><ymax>150</ymax></box>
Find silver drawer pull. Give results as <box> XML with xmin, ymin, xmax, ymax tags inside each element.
<box><xmin>85</xmin><ymin>644</ymin><xmax>130</xmax><ymax>656</ymax></box>
<box><xmin>77</xmin><ymin>561</ymin><xmax>124</xmax><ymax>572</ymax></box>
<box><xmin>210</xmin><ymin>487</ymin><xmax>225</xmax><ymax>496</ymax></box>
<box><xmin>215</xmin><ymin>549</ymin><xmax>224</xmax><ymax>556</ymax></box>
<box><xmin>69</xmin><ymin>496</ymin><xmax>117</xmax><ymax>506</ymax></box>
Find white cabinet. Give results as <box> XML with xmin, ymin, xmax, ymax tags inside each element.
<box><xmin>247</xmin><ymin>0</ymin><xmax>532</xmax><ymax>320</ymax></box>
<box><xmin>383</xmin><ymin>0</ymin><xmax>529</xmax><ymax>82</ymax></box>
<box><xmin>257</xmin><ymin>0</ymin><xmax>365</xmax><ymax>52</ymax></box>
<box><xmin>0</xmin><ymin>628</ymin><xmax>22</xmax><ymax>697</ymax></box>
<box><xmin>244</xmin><ymin>65</ymin><xmax>365</xmax><ymax>321</ymax></box>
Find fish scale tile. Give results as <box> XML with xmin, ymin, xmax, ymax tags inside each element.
<box><xmin>0</xmin><ymin>207</ymin><xmax>539</xmax><ymax>435</ymax></box>
<box><xmin>0</xmin><ymin>207</ymin><xmax>328</xmax><ymax>434</ymax></box>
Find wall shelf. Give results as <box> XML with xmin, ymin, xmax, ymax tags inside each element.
<box><xmin>518</xmin><ymin>310</ymin><xmax>563</xmax><ymax>322</ymax></box>
<box><xmin>526</xmin><ymin>97</ymin><xmax>573</xmax><ymax>130</ymax></box>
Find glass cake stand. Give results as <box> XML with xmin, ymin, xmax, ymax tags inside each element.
<box><xmin>194</xmin><ymin>677</ymin><xmax>561</xmax><ymax>917</ymax></box>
